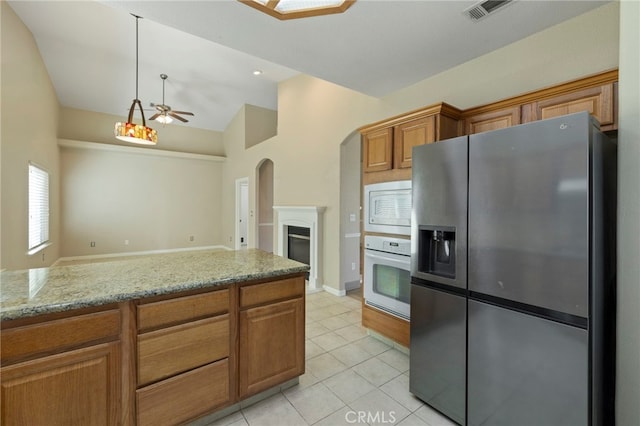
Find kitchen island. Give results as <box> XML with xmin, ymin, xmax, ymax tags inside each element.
<box><xmin>1</xmin><ymin>249</ymin><xmax>309</xmax><ymax>425</ymax></box>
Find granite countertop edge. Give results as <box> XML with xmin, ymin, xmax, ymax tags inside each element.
<box><xmin>1</xmin><ymin>250</ymin><xmax>309</xmax><ymax>322</ymax></box>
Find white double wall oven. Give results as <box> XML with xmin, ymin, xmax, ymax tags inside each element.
<box><xmin>363</xmin><ymin>180</ymin><xmax>412</xmax><ymax>320</ymax></box>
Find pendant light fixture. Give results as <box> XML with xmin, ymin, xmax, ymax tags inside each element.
<box><xmin>114</xmin><ymin>14</ymin><xmax>157</xmax><ymax>145</ymax></box>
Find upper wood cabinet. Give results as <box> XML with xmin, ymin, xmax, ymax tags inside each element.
<box><xmin>462</xmin><ymin>70</ymin><xmax>618</xmax><ymax>135</ymax></box>
<box><xmin>522</xmin><ymin>82</ymin><xmax>615</xmax><ymax>130</ymax></box>
<box><xmin>360</xmin><ymin>102</ymin><xmax>463</xmax><ymax>178</ymax></box>
<box><xmin>394</xmin><ymin>116</ymin><xmax>436</xmax><ymax>169</ymax></box>
<box><xmin>464</xmin><ymin>105</ymin><xmax>521</xmax><ymax>135</ymax></box>
<box><xmin>362</xmin><ymin>128</ymin><xmax>393</xmax><ymax>172</ymax></box>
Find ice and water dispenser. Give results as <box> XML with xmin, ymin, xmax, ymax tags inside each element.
<box><xmin>418</xmin><ymin>226</ymin><xmax>456</xmax><ymax>278</ymax></box>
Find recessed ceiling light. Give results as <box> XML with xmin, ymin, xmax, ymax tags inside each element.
<box><xmin>253</xmin><ymin>69</ymin><xmax>263</xmax><ymax>76</ymax></box>
<box><xmin>239</xmin><ymin>0</ymin><xmax>356</xmax><ymax>20</ymax></box>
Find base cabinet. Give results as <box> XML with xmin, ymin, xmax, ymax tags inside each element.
<box><xmin>239</xmin><ymin>298</ymin><xmax>304</xmax><ymax>398</ymax></box>
<box><xmin>1</xmin><ymin>342</ymin><xmax>120</xmax><ymax>426</ymax></box>
<box><xmin>238</xmin><ymin>276</ymin><xmax>305</xmax><ymax>399</ymax></box>
<box><xmin>1</xmin><ymin>274</ymin><xmax>306</xmax><ymax>425</ymax></box>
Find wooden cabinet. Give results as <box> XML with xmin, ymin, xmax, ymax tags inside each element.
<box><xmin>360</xmin><ymin>102</ymin><xmax>462</xmax><ymax>182</ymax></box>
<box><xmin>135</xmin><ymin>288</ymin><xmax>231</xmax><ymax>426</ymax></box>
<box><xmin>0</xmin><ymin>307</ymin><xmax>122</xmax><ymax>426</ymax></box>
<box><xmin>137</xmin><ymin>360</ymin><xmax>229</xmax><ymax>426</ymax></box>
<box><xmin>362</xmin><ymin>128</ymin><xmax>393</xmax><ymax>172</ymax></box>
<box><xmin>0</xmin><ymin>273</ymin><xmax>307</xmax><ymax>425</ymax></box>
<box><xmin>522</xmin><ymin>82</ymin><xmax>616</xmax><ymax>130</ymax></box>
<box><xmin>463</xmin><ymin>105</ymin><xmax>521</xmax><ymax>135</ymax></box>
<box><xmin>462</xmin><ymin>70</ymin><xmax>618</xmax><ymax>136</ymax></box>
<box><xmin>238</xmin><ymin>276</ymin><xmax>305</xmax><ymax>399</ymax></box>
<box><xmin>394</xmin><ymin>116</ymin><xmax>436</xmax><ymax>168</ymax></box>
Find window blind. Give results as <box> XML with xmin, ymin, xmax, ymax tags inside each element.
<box><xmin>28</xmin><ymin>162</ymin><xmax>50</xmax><ymax>251</ymax></box>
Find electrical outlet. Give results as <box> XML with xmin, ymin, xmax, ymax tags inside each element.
<box><xmin>189</xmin><ymin>235</ymin><xmax>195</xmax><ymax>242</ymax></box>
<box><xmin>90</xmin><ymin>241</ymin><xmax>96</xmax><ymax>247</ymax></box>
<box><xmin>351</xmin><ymin>262</ymin><xmax>356</xmax><ymax>271</ymax></box>
<box><xmin>349</xmin><ymin>213</ymin><xmax>357</xmax><ymax>222</ymax></box>
<box><xmin>124</xmin><ymin>239</ymin><xmax>129</xmax><ymax>245</ymax></box>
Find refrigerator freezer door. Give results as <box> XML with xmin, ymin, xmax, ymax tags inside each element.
<box><xmin>468</xmin><ymin>113</ymin><xmax>592</xmax><ymax>317</ymax></box>
<box><xmin>410</xmin><ymin>284</ymin><xmax>466</xmax><ymax>425</ymax></box>
<box><xmin>412</xmin><ymin>136</ymin><xmax>468</xmax><ymax>289</ymax></box>
<box><xmin>467</xmin><ymin>300</ymin><xmax>588</xmax><ymax>426</ymax></box>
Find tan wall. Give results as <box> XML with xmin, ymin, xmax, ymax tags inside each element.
<box><xmin>59</xmin><ymin>107</ymin><xmax>225</xmax><ymax>156</ymax></box>
<box><xmin>221</xmin><ymin>2</ymin><xmax>620</xmax><ymax>293</ymax></box>
<box><xmin>382</xmin><ymin>1</ymin><xmax>620</xmax><ymax>114</ymax></box>
<box><xmin>616</xmin><ymin>1</ymin><xmax>640</xmax><ymax>423</ymax></box>
<box><xmin>59</xmin><ymin>144</ymin><xmax>224</xmax><ymax>257</ymax></box>
<box><xmin>221</xmin><ymin>76</ymin><xmax>377</xmax><ymax>293</ymax></box>
<box><xmin>1</xmin><ymin>2</ymin><xmax>60</xmax><ymax>270</ymax></box>
<box><xmin>340</xmin><ymin>132</ymin><xmax>362</xmax><ymax>290</ymax></box>
<box><xmin>245</xmin><ymin>104</ymin><xmax>277</xmax><ymax>149</ymax></box>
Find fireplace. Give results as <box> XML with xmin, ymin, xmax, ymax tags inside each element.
<box><xmin>274</xmin><ymin>206</ymin><xmax>325</xmax><ymax>292</ymax></box>
<box><xmin>287</xmin><ymin>226</ymin><xmax>311</xmax><ymax>266</ymax></box>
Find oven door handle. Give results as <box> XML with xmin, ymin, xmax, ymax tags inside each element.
<box><xmin>364</xmin><ymin>250</ymin><xmax>410</xmax><ymax>266</ymax></box>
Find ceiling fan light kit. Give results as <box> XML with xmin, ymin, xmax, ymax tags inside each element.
<box><xmin>150</xmin><ymin>73</ymin><xmax>194</xmax><ymax>124</ymax></box>
<box><xmin>114</xmin><ymin>14</ymin><xmax>158</xmax><ymax>145</ymax></box>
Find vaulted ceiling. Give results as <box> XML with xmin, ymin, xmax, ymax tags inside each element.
<box><xmin>9</xmin><ymin>0</ymin><xmax>609</xmax><ymax>132</ymax></box>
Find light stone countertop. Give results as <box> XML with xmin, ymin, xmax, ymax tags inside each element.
<box><xmin>0</xmin><ymin>249</ymin><xmax>309</xmax><ymax>321</ymax></box>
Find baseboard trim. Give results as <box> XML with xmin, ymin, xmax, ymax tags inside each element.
<box><xmin>53</xmin><ymin>245</ymin><xmax>232</xmax><ymax>266</ymax></box>
<box><xmin>322</xmin><ymin>285</ymin><xmax>347</xmax><ymax>297</ymax></box>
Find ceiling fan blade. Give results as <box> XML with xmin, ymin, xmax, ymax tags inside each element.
<box><xmin>172</xmin><ymin>110</ymin><xmax>194</xmax><ymax>116</ymax></box>
<box><xmin>169</xmin><ymin>112</ymin><xmax>188</xmax><ymax>122</ymax></box>
<box><xmin>149</xmin><ymin>113</ymin><xmax>161</xmax><ymax>121</ymax></box>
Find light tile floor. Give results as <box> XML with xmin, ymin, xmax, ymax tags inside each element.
<box><xmin>206</xmin><ymin>290</ymin><xmax>454</xmax><ymax>426</ymax></box>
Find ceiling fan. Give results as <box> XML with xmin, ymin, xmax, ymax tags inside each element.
<box><xmin>149</xmin><ymin>74</ymin><xmax>194</xmax><ymax>124</ymax></box>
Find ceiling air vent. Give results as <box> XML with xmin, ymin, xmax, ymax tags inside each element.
<box><xmin>464</xmin><ymin>0</ymin><xmax>513</xmax><ymax>21</ymax></box>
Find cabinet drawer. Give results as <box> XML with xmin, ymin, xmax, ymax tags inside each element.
<box><xmin>1</xmin><ymin>309</ymin><xmax>120</xmax><ymax>364</ymax></box>
<box><xmin>137</xmin><ymin>288</ymin><xmax>229</xmax><ymax>332</ymax></box>
<box><xmin>137</xmin><ymin>359</ymin><xmax>230</xmax><ymax>426</ymax></box>
<box><xmin>137</xmin><ymin>315</ymin><xmax>229</xmax><ymax>386</ymax></box>
<box><xmin>240</xmin><ymin>276</ymin><xmax>305</xmax><ymax>309</ymax></box>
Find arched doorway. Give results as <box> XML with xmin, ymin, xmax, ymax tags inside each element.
<box><xmin>256</xmin><ymin>159</ymin><xmax>274</xmax><ymax>253</ymax></box>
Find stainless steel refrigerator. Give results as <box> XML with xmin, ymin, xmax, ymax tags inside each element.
<box><xmin>409</xmin><ymin>112</ymin><xmax>617</xmax><ymax>426</ymax></box>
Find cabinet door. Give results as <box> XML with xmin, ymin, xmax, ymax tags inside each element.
<box><xmin>394</xmin><ymin>116</ymin><xmax>436</xmax><ymax>169</ymax></box>
<box><xmin>238</xmin><ymin>297</ymin><xmax>304</xmax><ymax>398</ymax></box>
<box><xmin>363</xmin><ymin>128</ymin><xmax>393</xmax><ymax>172</ymax></box>
<box><xmin>523</xmin><ymin>83</ymin><xmax>614</xmax><ymax>128</ymax></box>
<box><xmin>464</xmin><ymin>106</ymin><xmax>521</xmax><ymax>135</ymax></box>
<box><xmin>1</xmin><ymin>342</ymin><xmax>120</xmax><ymax>426</ymax></box>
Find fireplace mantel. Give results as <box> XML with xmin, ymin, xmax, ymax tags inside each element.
<box><xmin>273</xmin><ymin>206</ymin><xmax>325</xmax><ymax>292</ymax></box>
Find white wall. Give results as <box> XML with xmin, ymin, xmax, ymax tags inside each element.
<box><xmin>59</xmin><ymin>144</ymin><xmax>224</xmax><ymax>257</ymax></box>
<box><xmin>1</xmin><ymin>2</ymin><xmax>60</xmax><ymax>270</ymax></box>
<box><xmin>616</xmin><ymin>1</ymin><xmax>640</xmax><ymax>423</ymax></box>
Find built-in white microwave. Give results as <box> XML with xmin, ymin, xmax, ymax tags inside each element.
<box><xmin>364</xmin><ymin>180</ymin><xmax>412</xmax><ymax>236</ymax></box>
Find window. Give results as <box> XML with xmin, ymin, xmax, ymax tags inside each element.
<box><xmin>28</xmin><ymin>162</ymin><xmax>50</xmax><ymax>253</ymax></box>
